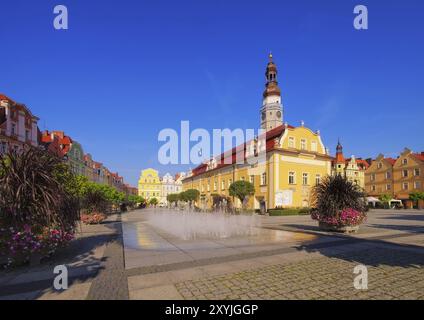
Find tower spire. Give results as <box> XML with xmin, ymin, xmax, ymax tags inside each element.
<box><xmin>335</xmin><ymin>139</ymin><xmax>345</xmax><ymax>163</ymax></box>
<box><xmin>260</xmin><ymin>53</ymin><xmax>283</xmax><ymax>131</ymax></box>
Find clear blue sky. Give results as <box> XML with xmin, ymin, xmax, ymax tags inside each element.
<box><xmin>1</xmin><ymin>0</ymin><xmax>423</xmax><ymax>186</ymax></box>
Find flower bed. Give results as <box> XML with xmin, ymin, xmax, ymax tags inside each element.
<box><xmin>311</xmin><ymin>208</ymin><xmax>366</xmax><ymax>233</ymax></box>
<box><xmin>81</xmin><ymin>212</ymin><xmax>107</xmax><ymax>225</ymax></box>
<box><xmin>0</xmin><ymin>225</ymin><xmax>74</xmax><ymax>268</ymax></box>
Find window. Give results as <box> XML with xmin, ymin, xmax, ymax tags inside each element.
<box><xmin>241</xmin><ymin>176</ymin><xmax>245</xmax><ymax>181</ymax></box>
<box><xmin>0</xmin><ymin>142</ymin><xmax>7</xmax><ymax>154</ymax></box>
<box><xmin>213</xmin><ymin>181</ymin><xmax>217</xmax><ymax>191</ymax></box>
<box><xmin>386</xmin><ymin>171</ymin><xmax>392</xmax><ymax>179</ymax></box>
<box><xmin>311</xmin><ymin>141</ymin><xmax>317</xmax><ymax>152</ymax></box>
<box><xmin>414</xmin><ymin>181</ymin><xmax>421</xmax><ymax>189</ymax></box>
<box><xmin>11</xmin><ymin>123</ymin><xmax>16</xmax><ymax>135</ymax></box>
<box><xmin>403</xmin><ymin>182</ymin><xmax>409</xmax><ymax>191</ymax></box>
<box><xmin>371</xmin><ymin>185</ymin><xmax>376</xmax><ymax>192</ymax></box>
<box><xmin>228</xmin><ymin>179</ymin><xmax>232</xmax><ymax>188</ymax></box>
<box><xmin>25</xmin><ymin>130</ymin><xmax>30</xmax><ymax>140</ymax></box>
<box><xmin>402</xmin><ymin>158</ymin><xmax>408</xmax><ymax>165</ymax></box>
<box><xmin>261</xmin><ymin>172</ymin><xmax>267</xmax><ymax>185</ymax></box>
<box><xmin>300</xmin><ymin>139</ymin><xmax>307</xmax><ymax>150</ymax></box>
<box><xmin>402</xmin><ymin>170</ymin><xmax>408</xmax><ymax>178</ymax></box>
<box><xmin>201</xmin><ymin>184</ymin><xmax>204</xmax><ymax>192</ymax></box>
<box><xmin>302</xmin><ymin>173</ymin><xmax>309</xmax><ymax>186</ymax></box>
<box><xmin>377</xmin><ymin>163</ymin><xmax>382</xmax><ymax>169</ymax></box>
<box><xmin>207</xmin><ymin>181</ymin><xmax>210</xmax><ymax>192</ymax></box>
<box><xmin>386</xmin><ymin>184</ymin><xmax>391</xmax><ymax>191</ymax></box>
<box><xmin>288</xmin><ymin>137</ymin><xmax>295</xmax><ymax>148</ymax></box>
<box><xmin>315</xmin><ymin>174</ymin><xmax>321</xmax><ymax>185</ymax></box>
<box><xmin>289</xmin><ymin>172</ymin><xmax>295</xmax><ymax>185</ymax></box>
<box><xmin>221</xmin><ymin>180</ymin><xmax>225</xmax><ymax>190</ymax></box>
<box><xmin>414</xmin><ymin>168</ymin><xmax>420</xmax><ymax>176</ymax></box>
<box><xmin>370</xmin><ymin>173</ymin><xmax>376</xmax><ymax>181</ymax></box>
<box><xmin>249</xmin><ymin>175</ymin><xmax>254</xmax><ymax>184</ymax></box>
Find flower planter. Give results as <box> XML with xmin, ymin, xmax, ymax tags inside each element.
<box><xmin>318</xmin><ymin>222</ymin><xmax>360</xmax><ymax>233</ymax></box>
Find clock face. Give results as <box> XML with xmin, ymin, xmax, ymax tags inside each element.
<box><xmin>261</xmin><ymin>112</ymin><xmax>266</xmax><ymax>120</ymax></box>
<box><xmin>277</xmin><ymin>111</ymin><xmax>282</xmax><ymax>118</ymax></box>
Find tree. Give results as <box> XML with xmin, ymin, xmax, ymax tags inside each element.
<box><xmin>149</xmin><ymin>197</ymin><xmax>158</xmax><ymax>206</ymax></box>
<box><xmin>229</xmin><ymin>180</ymin><xmax>255</xmax><ymax>210</ymax></box>
<box><xmin>379</xmin><ymin>194</ymin><xmax>392</xmax><ymax>209</ymax></box>
<box><xmin>409</xmin><ymin>192</ymin><xmax>424</xmax><ymax>207</ymax></box>
<box><xmin>182</xmin><ymin>189</ymin><xmax>200</xmax><ymax>208</ymax></box>
<box><xmin>167</xmin><ymin>193</ymin><xmax>179</xmax><ymax>206</ymax></box>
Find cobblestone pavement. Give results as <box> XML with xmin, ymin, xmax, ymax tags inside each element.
<box><xmin>175</xmin><ymin>248</ymin><xmax>424</xmax><ymax>300</ymax></box>
<box><xmin>86</xmin><ymin>214</ymin><xmax>129</xmax><ymax>300</ymax></box>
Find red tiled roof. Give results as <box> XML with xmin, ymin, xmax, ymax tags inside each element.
<box><xmin>0</xmin><ymin>94</ymin><xmax>14</xmax><ymax>102</ymax></box>
<box><xmin>412</xmin><ymin>153</ymin><xmax>424</xmax><ymax>162</ymax></box>
<box><xmin>385</xmin><ymin>158</ymin><xmax>397</xmax><ymax>166</ymax></box>
<box><xmin>188</xmin><ymin>124</ymin><xmax>295</xmax><ymax>179</ymax></box>
<box><xmin>354</xmin><ymin>159</ymin><xmax>370</xmax><ymax>169</ymax></box>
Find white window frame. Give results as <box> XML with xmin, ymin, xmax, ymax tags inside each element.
<box><xmin>289</xmin><ymin>171</ymin><xmax>296</xmax><ymax>185</ymax></box>
<box><xmin>302</xmin><ymin>173</ymin><xmax>309</xmax><ymax>186</ymax></box>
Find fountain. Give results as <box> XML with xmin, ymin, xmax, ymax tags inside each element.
<box><xmin>145</xmin><ymin>208</ymin><xmax>261</xmax><ymax>240</ymax></box>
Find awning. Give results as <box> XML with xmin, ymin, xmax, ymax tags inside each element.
<box><xmin>367</xmin><ymin>197</ymin><xmax>380</xmax><ymax>203</ymax></box>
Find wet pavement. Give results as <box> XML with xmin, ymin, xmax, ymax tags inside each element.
<box><xmin>121</xmin><ymin>211</ymin><xmax>319</xmax><ymax>270</ymax></box>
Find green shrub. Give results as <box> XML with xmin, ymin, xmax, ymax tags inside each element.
<box><xmin>268</xmin><ymin>208</ymin><xmax>311</xmax><ymax>216</ymax></box>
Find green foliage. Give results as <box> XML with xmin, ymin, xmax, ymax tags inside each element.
<box><xmin>167</xmin><ymin>193</ymin><xmax>179</xmax><ymax>204</ymax></box>
<box><xmin>312</xmin><ymin>174</ymin><xmax>366</xmax><ymax>218</ymax></box>
<box><xmin>127</xmin><ymin>194</ymin><xmax>145</xmax><ymax>207</ymax></box>
<box><xmin>409</xmin><ymin>192</ymin><xmax>424</xmax><ymax>201</ymax></box>
<box><xmin>229</xmin><ymin>180</ymin><xmax>255</xmax><ymax>208</ymax></box>
<box><xmin>149</xmin><ymin>197</ymin><xmax>158</xmax><ymax>206</ymax></box>
<box><xmin>0</xmin><ymin>148</ymin><xmax>79</xmax><ymax>231</ymax></box>
<box><xmin>269</xmin><ymin>208</ymin><xmax>311</xmax><ymax>216</ymax></box>
<box><xmin>379</xmin><ymin>194</ymin><xmax>393</xmax><ymax>203</ymax></box>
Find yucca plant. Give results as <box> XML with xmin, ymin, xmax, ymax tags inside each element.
<box><xmin>0</xmin><ymin>148</ymin><xmax>79</xmax><ymax>231</ymax></box>
<box><xmin>311</xmin><ymin>174</ymin><xmax>366</xmax><ymax>225</ymax></box>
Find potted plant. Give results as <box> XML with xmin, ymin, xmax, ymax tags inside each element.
<box><xmin>311</xmin><ymin>175</ymin><xmax>367</xmax><ymax>233</ymax></box>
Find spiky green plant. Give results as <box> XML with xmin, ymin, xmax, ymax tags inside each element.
<box><xmin>312</xmin><ymin>174</ymin><xmax>366</xmax><ymax>218</ymax></box>
<box><xmin>0</xmin><ymin>148</ymin><xmax>79</xmax><ymax>231</ymax></box>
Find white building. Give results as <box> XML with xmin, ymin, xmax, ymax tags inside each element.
<box><xmin>0</xmin><ymin>94</ymin><xmax>39</xmax><ymax>154</ymax></box>
<box><xmin>160</xmin><ymin>172</ymin><xmax>186</xmax><ymax>205</ymax></box>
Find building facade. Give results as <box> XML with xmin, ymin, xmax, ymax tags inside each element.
<box><xmin>332</xmin><ymin>141</ymin><xmax>369</xmax><ymax>189</ymax></box>
<box><xmin>365</xmin><ymin>154</ymin><xmax>396</xmax><ymax>197</ymax></box>
<box><xmin>182</xmin><ymin>55</ymin><xmax>332</xmax><ymax>210</ymax></box>
<box><xmin>0</xmin><ymin>94</ymin><xmax>39</xmax><ymax>154</ymax></box>
<box><xmin>138</xmin><ymin>168</ymin><xmax>162</xmax><ymax>200</ymax></box>
<box><xmin>365</xmin><ymin>148</ymin><xmax>424</xmax><ymax>204</ymax></box>
<box><xmin>393</xmin><ymin>148</ymin><xmax>424</xmax><ymax>201</ymax></box>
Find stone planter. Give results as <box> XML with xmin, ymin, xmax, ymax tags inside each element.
<box><xmin>318</xmin><ymin>222</ymin><xmax>360</xmax><ymax>233</ymax></box>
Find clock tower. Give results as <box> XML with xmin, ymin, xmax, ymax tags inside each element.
<box><xmin>261</xmin><ymin>53</ymin><xmax>283</xmax><ymax>131</ymax></box>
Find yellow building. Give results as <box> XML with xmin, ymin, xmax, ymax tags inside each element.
<box><xmin>365</xmin><ymin>154</ymin><xmax>396</xmax><ymax>197</ymax></box>
<box><xmin>138</xmin><ymin>168</ymin><xmax>162</xmax><ymax>200</ymax></box>
<box><xmin>332</xmin><ymin>141</ymin><xmax>369</xmax><ymax>189</ymax></box>
<box><xmin>182</xmin><ymin>55</ymin><xmax>332</xmax><ymax>211</ymax></box>
<box><xmin>393</xmin><ymin>148</ymin><xmax>424</xmax><ymax>201</ymax></box>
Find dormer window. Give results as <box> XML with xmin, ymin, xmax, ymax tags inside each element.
<box><xmin>403</xmin><ymin>158</ymin><xmax>408</xmax><ymax>165</ymax></box>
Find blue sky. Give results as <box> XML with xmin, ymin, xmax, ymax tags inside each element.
<box><xmin>1</xmin><ymin>0</ymin><xmax>423</xmax><ymax>186</ymax></box>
